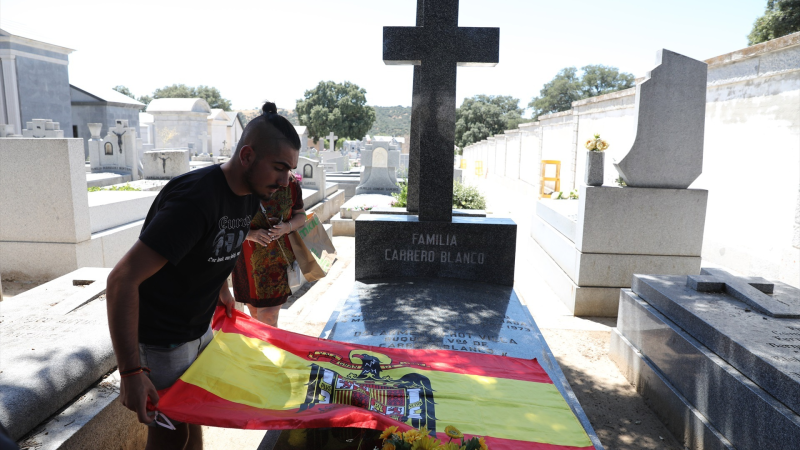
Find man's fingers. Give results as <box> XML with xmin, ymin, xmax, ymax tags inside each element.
<box><xmin>137</xmin><ymin>398</ymin><xmax>154</xmax><ymax>424</ymax></box>
<box><xmin>149</xmin><ymin>384</ymin><xmax>160</xmax><ymax>407</ymax></box>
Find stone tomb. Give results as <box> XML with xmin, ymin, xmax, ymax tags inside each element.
<box><xmin>0</xmin><ymin>268</ymin><xmax>146</xmax><ymax>447</ymax></box>
<box><xmin>88</xmin><ymin>120</ymin><xmax>142</xmax><ymax>179</ymax></box>
<box><xmin>260</xmin><ymin>279</ymin><xmax>602</xmax><ymax>449</ymax></box>
<box><xmin>610</xmin><ymin>270</ymin><xmax>800</xmax><ymax>450</ymax></box>
<box><xmin>532</xmin><ymin>49</ymin><xmax>709</xmax><ymax>316</ymax></box>
<box><xmin>21</xmin><ymin>118</ymin><xmax>65</xmax><ymax>138</ymax></box>
<box><xmin>298</xmin><ymin>156</ymin><xmax>326</xmax><ymax>191</ymax></box>
<box><xmin>142</xmin><ymin>149</ymin><xmax>191</xmax><ymax>180</ymax></box>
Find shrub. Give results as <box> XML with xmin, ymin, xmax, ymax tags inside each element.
<box><xmin>453</xmin><ymin>181</ymin><xmax>486</xmax><ymax>210</ymax></box>
<box><xmin>88</xmin><ymin>183</ymin><xmax>141</xmax><ymax>192</ymax></box>
<box><xmin>391</xmin><ymin>181</ymin><xmax>408</xmax><ymax>207</ymax></box>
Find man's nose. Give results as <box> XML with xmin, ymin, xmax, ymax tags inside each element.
<box><xmin>279</xmin><ymin>171</ymin><xmax>291</xmax><ymax>187</ymax></box>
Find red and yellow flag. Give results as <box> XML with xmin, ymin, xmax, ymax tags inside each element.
<box><xmin>155</xmin><ymin>308</ymin><xmax>593</xmax><ymax>450</ymax></box>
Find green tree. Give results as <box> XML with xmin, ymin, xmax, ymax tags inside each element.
<box><xmin>112</xmin><ymin>85</ymin><xmax>135</xmax><ymax>99</ymax></box>
<box><xmin>296</xmin><ymin>81</ymin><xmax>376</xmax><ymax>141</ymax></box>
<box><xmin>528</xmin><ymin>65</ymin><xmax>634</xmax><ymax>119</ymax></box>
<box><xmin>455</xmin><ymin>95</ymin><xmax>530</xmax><ymax>150</ymax></box>
<box><xmin>748</xmin><ymin>0</ymin><xmax>800</xmax><ymax>45</ymax></box>
<box><xmin>150</xmin><ymin>84</ymin><xmax>232</xmax><ymax>110</ymax></box>
<box><xmin>138</xmin><ymin>95</ymin><xmax>153</xmax><ymax>106</ymax></box>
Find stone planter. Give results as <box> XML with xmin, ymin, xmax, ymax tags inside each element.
<box><xmin>585</xmin><ymin>151</ymin><xmax>604</xmax><ymax>186</ymax></box>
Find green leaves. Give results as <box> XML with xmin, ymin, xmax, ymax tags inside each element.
<box><xmin>151</xmin><ymin>84</ymin><xmax>232</xmax><ymax>110</ymax></box>
<box><xmin>748</xmin><ymin>0</ymin><xmax>800</xmax><ymax>45</ymax></box>
<box><xmin>528</xmin><ymin>65</ymin><xmax>634</xmax><ymax>119</ymax></box>
<box><xmin>452</xmin><ymin>181</ymin><xmax>486</xmax><ymax>210</ymax></box>
<box><xmin>296</xmin><ymin>81</ymin><xmax>376</xmax><ymax>141</ymax></box>
<box><xmin>455</xmin><ymin>95</ymin><xmax>528</xmax><ymax>150</ymax></box>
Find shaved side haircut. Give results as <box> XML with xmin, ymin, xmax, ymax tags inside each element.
<box><xmin>234</xmin><ymin>102</ymin><xmax>301</xmax><ymax>159</ymax></box>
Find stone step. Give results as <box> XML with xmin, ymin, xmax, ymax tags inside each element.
<box><xmin>330</xmin><ymin>213</ymin><xmax>354</xmax><ymax>237</ymax></box>
<box><xmin>88</xmin><ymin>191</ymin><xmax>158</xmax><ymax>233</ymax></box>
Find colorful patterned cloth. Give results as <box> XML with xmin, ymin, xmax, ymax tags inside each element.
<box><xmin>231</xmin><ymin>179</ymin><xmax>303</xmax><ymax>307</ymax></box>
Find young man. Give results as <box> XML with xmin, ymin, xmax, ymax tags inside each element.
<box><xmin>106</xmin><ymin>104</ymin><xmax>299</xmax><ymax>450</ymax></box>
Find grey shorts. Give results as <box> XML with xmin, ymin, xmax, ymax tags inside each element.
<box><xmin>138</xmin><ymin>327</ymin><xmax>214</xmax><ymax>391</ymax></box>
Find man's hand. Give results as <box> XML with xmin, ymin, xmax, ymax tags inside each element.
<box><xmin>120</xmin><ymin>373</ymin><xmax>159</xmax><ymax>424</ymax></box>
<box><xmin>219</xmin><ymin>280</ymin><xmax>235</xmax><ymax>318</ymax></box>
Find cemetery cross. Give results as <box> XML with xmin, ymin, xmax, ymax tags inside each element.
<box><xmin>111</xmin><ymin>121</ymin><xmax>127</xmax><ymax>154</ymax></box>
<box><xmin>327</xmin><ymin>131</ymin><xmax>337</xmax><ymax>152</ymax></box>
<box><xmin>383</xmin><ymin>0</ymin><xmax>499</xmax><ymax>221</ymax></box>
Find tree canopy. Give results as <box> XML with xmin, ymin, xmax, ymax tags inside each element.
<box><xmin>151</xmin><ymin>84</ymin><xmax>232</xmax><ymax>110</ymax></box>
<box><xmin>528</xmin><ymin>65</ymin><xmax>635</xmax><ymax>119</ymax></box>
<box><xmin>296</xmin><ymin>81</ymin><xmax>376</xmax><ymax>141</ymax></box>
<box><xmin>115</xmin><ymin>84</ymin><xmax>232</xmax><ymax>109</ymax></box>
<box><xmin>455</xmin><ymin>95</ymin><xmax>531</xmax><ymax>150</ymax></box>
<box><xmin>748</xmin><ymin>0</ymin><xmax>800</xmax><ymax>45</ymax></box>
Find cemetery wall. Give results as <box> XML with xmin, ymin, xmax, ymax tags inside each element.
<box><xmin>16</xmin><ymin>56</ymin><xmax>73</xmax><ymax>134</ymax></box>
<box><xmin>463</xmin><ymin>35</ymin><xmax>800</xmax><ymax>287</ymax></box>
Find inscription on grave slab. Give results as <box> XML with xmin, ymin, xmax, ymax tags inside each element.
<box><xmin>356</xmin><ymin>215</ymin><xmax>516</xmax><ymax>286</ymax></box>
<box><xmin>326</xmin><ymin>280</ymin><xmax>538</xmax><ymax>359</ymax></box>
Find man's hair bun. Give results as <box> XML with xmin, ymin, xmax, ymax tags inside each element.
<box><xmin>262</xmin><ymin>102</ymin><xmax>278</xmax><ymax>115</ymax></box>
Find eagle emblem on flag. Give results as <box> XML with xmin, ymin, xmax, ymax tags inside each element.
<box><xmin>299</xmin><ymin>350</ymin><xmax>437</xmax><ymax>433</ymax></box>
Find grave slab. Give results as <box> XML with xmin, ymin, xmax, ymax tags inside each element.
<box><xmin>260</xmin><ymin>279</ymin><xmax>601</xmax><ymax>449</ymax></box>
<box><xmin>615</xmin><ymin>289</ymin><xmax>800</xmax><ymax>450</ymax></box>
<box><xmin>631</xmin><ymin>273</ymin><xmax>800</xmax><ymax>417</ymax></box>
<box><xmin>0</xmin><ymin>268</ymin><xmax>115</xmax><ymax>440</ymax></box>
<box><xmin>355</xmin><ymin>215</ymin><xmax>516</xmax><ymax>286</ymax></box>
<box><xmin>142</xmin><ymin>149</ymin><xmax>190</xmax><ymax>179</ymax></box>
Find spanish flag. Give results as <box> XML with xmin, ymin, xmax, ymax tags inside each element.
<box><xmin>155</xmin><ymin>308</ymin><xmax>594</xmax><ymax>450</ymax></box>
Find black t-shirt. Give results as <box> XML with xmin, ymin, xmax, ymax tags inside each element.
<box><xmin>138</xmin><ymin>165</ymin><xmax>259</xmax><ymax>345</ymax></box>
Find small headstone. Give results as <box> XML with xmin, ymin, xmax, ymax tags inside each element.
<box><xmin>355</xmin><ymin>146</ymin><xmax>401</xmax><ymax>195</ymax></box>
<box><xmin>22</xmin><ymin>119</ymin><xmax>64</xmax><ymax>138</ymax></box>
<box><xmin>298</xmin><ymin>156</ymin><xmax>325</xmax><ymax>191</ymax></box>
<box><xmin>142</xmin><ymin>149</ymin><xmax>190</xmax><ymax>180</ymax></box>
<box><xmin>198</xmin><ymin>131</ymin><xmax>210</xmax><ymax>157</ymax></box>
<box><xmin>89</xmin><ymin>120</ymin><xmax>141</xmax><ymax>180</ymax></box>
<box><xmin>613</xmin><ymin>49</ymin><xmax>707</xmax><ymax>188</ymax></box>
<box><xmin>327</xmin><ymin>131</ymin><xmax>338</xmax><ymax>152</ymax></box>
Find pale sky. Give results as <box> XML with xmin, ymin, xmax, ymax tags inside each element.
<box><xmin>1</xmin><ymin>0</ymin><xmax>765</xmax><ymax>114</ymax></box>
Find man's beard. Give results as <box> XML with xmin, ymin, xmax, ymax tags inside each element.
<box><xmin>244</xmin><ymin>165</ymin><xmax>279</xmax><ymax>201</ymax></box>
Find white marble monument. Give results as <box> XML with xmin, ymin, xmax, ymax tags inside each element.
<box><xmin>21</xmin><ymin>119</ymin><xmax>64</xmax><ymax>138</ymax></box>
<box><xmin>89</xmin><ymin>120</ymin><xmax>142</xmax><ymax>180</ymax></box>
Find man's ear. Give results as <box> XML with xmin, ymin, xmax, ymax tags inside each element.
<box><xmin>239</xmin><ymin>145</ymin><xmax>256</xmax><ymax>167</ymax></box>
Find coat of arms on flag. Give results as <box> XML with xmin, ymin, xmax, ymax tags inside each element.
<box><xmin>299</xmin><ymin>350</ymin><xmax>437</xmax><ymax>432</ymax></box>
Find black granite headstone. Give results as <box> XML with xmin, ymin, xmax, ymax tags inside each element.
<box><xmin>355</xmin><ymin>215</ymin><xmax>516</xmax><ymax>285</ymax></box>
<box><xmin>383</xmin><ymin>0</ymin><xmax>499</xmax><ymax>221</ymax></box>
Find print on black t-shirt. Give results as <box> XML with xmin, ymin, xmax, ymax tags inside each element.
<box><xmin>137</xmin><ymin>165</ymin><xmax>259</xmax><ymax>346</ymax></box>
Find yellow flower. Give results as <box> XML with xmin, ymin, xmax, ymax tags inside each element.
<box><xmin>411</xmin><ymin>436</ymin><xmax>441</xmax><ymax>450</ymax></box>
<box><xmin>584</xmin><ymin>139</ymin><xmax>596</xmax><ymax>150</ymax></box>
<box><xmin>479</xmin><ymin>437</ymin><xmax>488</xmax><ymax>450</ymax></box>
<box><xmin>383</xmin><ymin>443</ymin><xmax>396</xmax><ymax>450</ymax></box>
<box><xmin>404</xmin><ymin>429</ymin><xmax>423</xmax><ymax>443</ymax></box>
<box><xmin>596</xmin><ymin>140</ymin><xmax>609</xmax><ymax>151</ymax></box>
<box><xmin>444</xmin><ymin>425</ymin><xmax>464</xmax><ymax>439</ymax></box>
<box><xmin>380</xmin><ymin>426</ymin><xmax>399</xmax><ymax>440</ymax></box>
<box><xmin>440</xmin><ymin>442</ymin><xmax>461</xmax><ymax>450</ymax></box>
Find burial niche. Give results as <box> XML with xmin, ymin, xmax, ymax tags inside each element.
<box><xmin>303</xmin><ymin>164</ymin><xmax>313</xmax><ymax>179</ymax></box>
<box><xmin>104</xmin><ymin>142</ymin><xmax>113</xmax><ymax>155</ymax></box>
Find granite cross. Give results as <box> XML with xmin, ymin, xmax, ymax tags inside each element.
<box><xmin>383</xmin><ymin>0</ymin><xmax>499</xmax><ymax>221</ymax></box>
<box><xmin>326</xmin><ymin>132</ymin><xmax>337</xmax><ymax>152</ymax></box>
<box><xmin>687</xmin><ymin>268</ymin><xmax>799</xmax><ymax>318</ymax></box>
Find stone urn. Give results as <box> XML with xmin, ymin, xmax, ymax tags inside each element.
<box><xmin>585</xmin><ymin>151</ymin><xmax>604</xmax><ymax>186</ymax></box>
<box><xmin>87</xmin><ymin>123</ymin><xmax>102</xmax><ymax>140</ymax></box>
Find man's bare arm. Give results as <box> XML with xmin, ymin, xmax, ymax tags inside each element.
<box><xmin>106</xmin><ymin>239</ymin><xmax>168</xmax><ymax>423</ymax></box>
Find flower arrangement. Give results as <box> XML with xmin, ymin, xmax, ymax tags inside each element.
<box><xmin>585</xmin><ymin>133</ymin><xmax>609</xmax><ymax>152</ymax></box>
<box><xmin>376</xmin><ymin>425</ymin><xmax>488</xmax><ymax>450</ymax></box>
<box><xmin>293</xmin><ymin>172</ymin><xmax>303</xmax><ymax>182</ymax></box>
